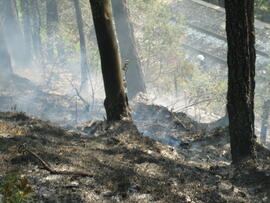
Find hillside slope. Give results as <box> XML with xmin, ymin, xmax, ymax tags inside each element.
<box><xmin>0</xmin><ymin>109</ymin><xmax>269</xmax><ymax>202</ymax></box>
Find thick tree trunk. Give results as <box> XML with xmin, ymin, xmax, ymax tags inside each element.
<box><xmin>111</xmin><ymin>0</ymin><xmax>146</xmax><ymax>99</ymax></box>
<box><xmin>73</xmin><ymin>0</ymin><xmax>89</xmax><ymax>88</ymax></box>
<box><xmin>89</xmin><ymin>0</ymin><xmax>131</xmax><ymax>121</ymax></box>
<box><xmin>260</xmin><ymin>99</ymin><xmax>270</xmax><ymax>145</ymax></box>
<box><xmin>225</xmin><ymin>0</ymin><xmax>256</xmax><ymax>163</ymax></box>
<box><xmin>0</xmin><ymin>28</ymin><xmax>13</xmax><ymax>75</ymax></box>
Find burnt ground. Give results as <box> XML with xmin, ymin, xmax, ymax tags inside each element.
<box><xmin>0</xmin><ymin>107</ymin><xmax>269</xmax><ymax>203</ymax></box>
<box><xmin>0</xmin><ymin>74</ymin><xmax>270</xmax><ymax>202</ymax></box>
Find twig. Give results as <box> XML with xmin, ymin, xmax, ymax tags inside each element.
<box><xmin>68</xmin><ymin>79</ymin><xmax>90</xmax><ymax>110</ymax></box>
<box><xmin>174</xmin><ymin>98</ymin><xmax>217</xmax><ymax>112</ymax></box>
<box><xmin>18</xmin><ymin>144</ymin><xmax>93</xmax><ymax>177</ymax></box>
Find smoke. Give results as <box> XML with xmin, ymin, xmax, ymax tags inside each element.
<box><xmin>0</xmin><ymin>0</ymin><xmax>269</xmax><ymax>146</ymax></box>
<box><xmin>0</xmin><ymin>0</ymin><xmax>107</xmax><ymax>126</ymax></box>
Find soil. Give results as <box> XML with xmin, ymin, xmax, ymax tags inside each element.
<box><xmin>0</xmin><ymin>105</ymin><xmax>269</xmax><ymax>202</ymax></box>
<box><xmin>0</xmin><ymin>74</ymin><xmax>269</xmax><ymax>202</ymax></box>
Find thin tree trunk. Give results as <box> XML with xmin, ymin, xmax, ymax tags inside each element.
<box><xmin>14</xmin><ymin>0</ymin><xmax>19</xmax><ymax>17</ymax></box>
<box><xmin>0</xmin><ymin>28</ymin><xmax>13</xmax><ymax>74</ymax></box>
<box><xmin>174</xmin><ymin>73</ymin><xmax>178</xmax><ymax>98</ymax></box>
<box><xmin>29</xmin><ymin>0</ymin><xmax>42</xmax><ymax>59</ymax></box>
<box><xmin>89</xmin><ymin>0</ymin><xmax>131</xmax><ymax>121</ymax></box>
<box><xmin>46</xmin><ymin>0</ymin><xmax>59</xmax><ymax>62</ymax></box>
<box><xmin>20</xmin><ymin>0</ymin><xmax>33</xmax><ymax>60</ymax></box>
<box><xmin>225</xmin><ymin>0</ymin><xmax>256</xmax><ymax>163</ymax></box>
<box><xmin>72</xmin><ymin>0</ymin><xmax>89</xmax><ymax>88</ymax></box>
<box><xmin>111</xmin><ymin>0</ymin><xmax>146</xmax><ymax>99</ymax></box>
<box><xmin>260</xmin><ymin>99</ymin><xmax>270</xmax><ymax>144</ymax></box>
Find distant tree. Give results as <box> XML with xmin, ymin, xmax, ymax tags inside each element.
<box><xmin>89</xmin><ymin>0</ymin><xmax>131</xmax><ymax>121</ymax></box>
<box><xmin>72</xmin><ymin>0</ymin><xmax>90</xmax><ymax>88</ymax></box>
<box><xmin>20</xmin><ymin>0</ymin><xmax>33</xmax><ymax>60</ymax></box>
<box><xmin>203</xmin><ymin>0</ymin><xmax>270</xmax><ymax>23</ymax></box>
<box><xmin>225</xmin><ymin>0</ymin><xmax>256</xmax><ymax>163</ymax></box>
<box><xmin>256</xmin><ymin>65</ymin><xmax>270</xmax><ymax>145</ymax></box>
<box><xmin>29</xmin><ymin>0</ymin><xmax>42</xmax><ymax>59</ymax></box>
<box><xmin>46</xmin><ymin>0</ymin><xmax>59</xmax><ymax>62</ymax></box>
<box><xmin>0</xmin><ymin>27</ymin><xmax>13</xmax><ymax>75</ymax></box>
<box><xmin>1</xmin><ymin>0</ymin><xmax>28</xmax><ymax>65</ymax></box>
<box><xmin>260</xmin><ymin>99</ymin><xmax>270</xmax><ymax>144</ymax></box>
<box><xmin>129</xmin><ymin>0</ymin><xmax>184</xmax><ymax>98</ymax></box>
<box><xmin>111</xmin><ymin>0</ymin><xmax>146</xmax><ymax>99</ymax></box>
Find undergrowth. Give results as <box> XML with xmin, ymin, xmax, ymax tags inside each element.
<box><xmin>0</xmin><ymin>172</ymin><xmax>33</xmax><ymax>203</ymax></box>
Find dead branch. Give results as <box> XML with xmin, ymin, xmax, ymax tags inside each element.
<box><xmin>18</xmin><ymin>144</ymin><xmax>93</xmax><ymax>177</ymax></box>
<box><xmin>68</xmin><ymin>79</ymin><xmax>90</xmax><ymax>111</ymax></box>
<box><xmin>174</xmin><ymin>98</ymin><xmax>217</xmax><ymax>112</ymax></box>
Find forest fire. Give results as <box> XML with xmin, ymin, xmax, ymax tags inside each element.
<box><xmin>0</xmin><ymin>0</ymin><xmax>270</xmax><ymax>202</ymax></box>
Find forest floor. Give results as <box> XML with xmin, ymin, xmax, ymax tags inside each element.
<box><xmin>0</xmin><ymin>104</ymin><xmax>269</xmax><ymax>203</ymax></box>
<box><xmin>0</xmin><ymin>74</ymin><xmax>270</xmax><ymax>202</ymax></box>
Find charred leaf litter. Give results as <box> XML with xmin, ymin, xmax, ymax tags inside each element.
<box><xmin>0</xmin><ymin>81</ymin><xmax>270</xmax><ymax>202</ymax></box>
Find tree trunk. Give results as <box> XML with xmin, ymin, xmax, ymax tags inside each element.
<box><xmin>1</xmin><ymin>0</ymin><xmax>28</xmax><ymax>65</ymax></box>
<box><xmin>260</xmin><ymin>99</ymin><xmax>270</xmax><ymax>145</ymax></box>
<box><xmin>89</xmin><ymin>0</ymin><xmax>131</xmax><ymax>121</ymax></box>
<box><xmin>46</xmin><ymin>0</ymin><xmax>59</xmax><ymax>62</ymax></box>
<box><xmin>111</xmin><ymin>0</ymin><xmax>146</xmax><ymax>99</ymax></box>
<box><xmin>0</xmin><ymin>28</ymin><xmax>13</xmax><ymax>75</ymax></box>
<box><xmin>20</xmin><ymin>0</ymin><xmax>33</xmax><ymax>60</ymax></box>
<box><xmin>225</xmin><ymin>0</ymin><xmax>256</xmax><ymax>163</ymax></box>
<box><xmin>73</xmin><ymin>0</ymin><xmax>89</xmax><ymax>88</ymax></box>
<box><xmin>29</xmin><ymin>0</ymin><xmax>42</xmax><ymax>59</ymax></box>
<box><xmin>174</xmin><ymin>73</ymin><xmax>178</xmax><ymax>98</ymax></box>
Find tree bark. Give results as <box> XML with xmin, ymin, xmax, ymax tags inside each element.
<box><xmin>73</xmin><ymin>0</ymin><xmax>89</xmax><ymax>88</ymax></box>
<box><xmin>111</xmin><ymin>0</ymin><xmax>146</xmax><ymax>99</ymax></box>
<box><xmin>89</xmin><ymin>0</ymin><xmax>131</xmax><ymax>121</ymax></box>
<box><xmin>260</xmin><ymin>99</ymin><xmax>270</xmax><ymax>145</ymax></box>
<box><xmin>225</xmin><ymin>0</ymin><xmax>256</xmax><ymax>163</ymax></box>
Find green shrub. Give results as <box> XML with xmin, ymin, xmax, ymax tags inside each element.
<box><xmin>0</xmin><ymin>173</ymin><xmax>33</xmax><ymax>203</ymax></box>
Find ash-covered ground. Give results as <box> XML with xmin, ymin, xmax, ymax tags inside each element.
<box><xmin>0</xmin><ymin>105</ymin><xmax>269</xmax><ymax>202</ymax></box>
<box><xmin>0</xmin><ymin>74</ymin><xmax>269</xmax><ymax>203</ymax></box>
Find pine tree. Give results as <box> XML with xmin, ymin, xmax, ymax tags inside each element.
<box><xmin>225</xmin><ymin>0</ymin><xmax>256</xmax><ymax>163</ymax></box>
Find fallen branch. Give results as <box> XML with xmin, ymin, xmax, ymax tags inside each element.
<box><xmin>18</xmin><ymin>144</ymin><xmax>93</xmax><ymax>177</ymax></box>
